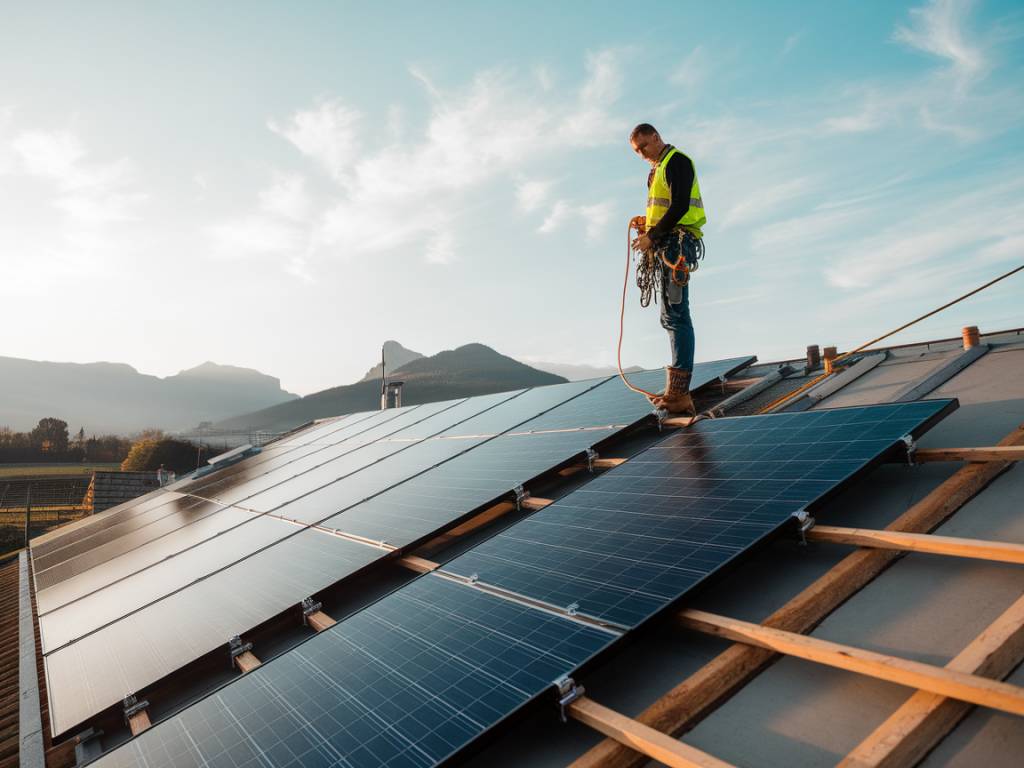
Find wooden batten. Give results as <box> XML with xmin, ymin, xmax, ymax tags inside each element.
<box><xmin>127</xmin><ymin>708</ymin><xmax>151</xmax><ymax>736</ymax></box>
<box><xmin>807</xmin><ymin>525</ymin><xmax>1024</xmax><ymax>565</ymax></box>
<box><xmin>306</xmin><ymin>611</ymin><xmax>336</xmax><ymax>633</ymax></box>
<box><xmin>913</xmin><ymin>446</ymin><xmax>1024</xmax><ymax>463</ymax></box>
<box><xmin>569</xmin><ymin>422</ymin><xmax>1024</xmax><ymax>768</ymax></box>
<box><xmin>568</xmin><ymin>696</ymin><xmax>736</xmax><ymax>768</ymax></box>
<box><xmin>838</xmin><ymin>591</ymin><xmax>1024</xmax><ymax>768</ymax></box>
<box><xmin>234</xmin><ymin>650</ymin><xmax>262</xmax><ymax>674</ymax></box>
<box><xmin>662</xmin><ymin>416</ymin><xmax>698</xmax><ymax>428</ymax></box>
<box><xmin>521</xmin><ymin>497</ymin><xmax>553</xmax><ymax>511</ymax></box>
<box><xmin>592</xmin><ymin>457</ymin><xmax>628</xmax><ymax>469</ymax></box>
<box><xmin>678</xmin><ymin>609</ymin><xmax>1024</xmax><ymax>717</ymax></box>
<box><xmin>398</xmin><ymin>555</ymin><xmax>441</xmax><ymax>574</ymax></box>
<box><xmin>420</xmin><ymin>501</ymin><xmax>517</xmax><ymax>550</ymax></box>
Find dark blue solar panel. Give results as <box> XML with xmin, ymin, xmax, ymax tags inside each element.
<box><xmin>515</xmin><ymin>356</ymin><xmax>754</xmax><ymax>433</ymax></box>
<box><xmin>323</xmin><ymin>429</ymin><xmax>620</xmax><ymax>545</ymax></box>
<box><xmin>443</xmin><ymin>400</ymin><xmax>957</xmax><ymax>627</ymax></box>
<box><xmin>92</xmin><ymin>575</ymin><xmax>612</xmax><ymax>768</ymax></box>
<box><xmin>46</xmin><ymin>526</ymin><xmax>384</xmax><ymax>736</ymax></box>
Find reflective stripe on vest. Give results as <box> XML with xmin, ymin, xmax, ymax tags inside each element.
<box><xmin>645</xmin><ymin>147</ymin><xmax>706</xmax><ymax>238</ymax></box>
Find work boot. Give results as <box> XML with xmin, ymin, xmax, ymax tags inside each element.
<box><xmin>655</xmin><ymin>366</ymin><xmax>695</xmax><ymax>416</ymax></box>
<box><xmin>645</xmin><ymin>366</ymin><xmax>671</xmax><ymax>405</ymax></box>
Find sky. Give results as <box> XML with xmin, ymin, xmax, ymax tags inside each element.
<box><xmin>1</xmin><ymin>0</ymin><xmax>1022</xmax><ymax>396</ymax></box>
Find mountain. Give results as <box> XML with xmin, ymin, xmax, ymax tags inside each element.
<box><xmin>527</xmin><ymin>361</ymin><xmax>644</xmax><ymax>381</ymax></box>
<box><xmin>217</xmin><ymin>343</ymin><xmax>568</xmax><ymax>432</ymax></box>
<box><xmin>359</xmin><ymin>340</ymin><xmax>425</xmax><ymax>382</ymax></box>
<box><xmin>0</xmin><ymin>356</ymin><xmax>298</xmax><ymax>435</ymax></box>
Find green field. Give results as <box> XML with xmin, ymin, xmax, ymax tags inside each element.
<box><xmin>0</xmin><ymin>463</ymin><xmax>120</xmax><ymax>478</ymax></box>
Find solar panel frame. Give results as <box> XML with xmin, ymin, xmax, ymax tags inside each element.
<box><xmin>44</xmin><ymin>358</ymin><xmax>758</xmax><ymax>739</ymax></box>
<box><xmin>87</xmin><ymin>574</ymin><xmax>615</xmax><ymax>768</ymax></box>
<box><xmin>82</xmin><ymin>396</ymin><xmax>958</xmax><ymax>768</ymax></box>
<box><xmin>442</xmin><ymin>399</ymin><xmax>959</xmax><ymax>628</ymax></box>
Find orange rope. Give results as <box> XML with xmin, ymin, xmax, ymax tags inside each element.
<box><xmin>759</xmin><ymin>262</ymin><xmax>1024</xmax><ymax>413</ymax></box>
<box><xmin>617</xmin><ymin>218</ymin><xmax>660</xmax><ymax>399</ymax></box>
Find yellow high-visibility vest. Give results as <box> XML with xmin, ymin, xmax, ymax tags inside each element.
<box><xmin>646</xmin><ymin>147</ymin><xmax>705</xmax><ymax>238</ymax></box>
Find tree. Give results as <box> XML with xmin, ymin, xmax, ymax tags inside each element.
<box><xmin>121</xmin><ymin>437</ymin><xmax>201</xmax><ymax>474</ymax></box>
<box><xmin>30</xmin><ymin>418</ymin><xmax>69</xmax><ymax>454</ymax></box>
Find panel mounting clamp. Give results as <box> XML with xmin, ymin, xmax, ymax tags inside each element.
<box><xmin>791</xmin><ymin>508</ymin><xmax>816</xmax><ymax>546</ymax></box>
<box><xmin>301</xmin><ymin>597</ymin><xmax>322</xmax><ymax>625</ymax></box>
<box><xmin>122</xmin><ymin>693</ymin><xmax>149</xmax><ymax>724</ymax></box>
<box><xmin>654</xmin><ymin>408</ymin><xmax>668</xmax><ymax>430</ymax></box>
<box><xmin>227</xmin><ymin>635</ymin><xmax>253</xmax><ymax>667</ymax></box>
<box><xmin>555</xmin><ymin>676</ymin><xmax>585</xmax><ymax>723</ymax></box>
<box><xmin>901</xmin><ymin>434</ymin><xmax>918</xmax><ymax>466</ymax></box>
<box><xmin>513</xmin><ymin>484</ymin><xmax>529</xmax><ymax>511</ymax></box>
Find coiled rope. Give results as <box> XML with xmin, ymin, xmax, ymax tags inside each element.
<box><xmin>617</xmin><ymin>219</ymin><xmax>703</xmax><ymax>399</ymax></box>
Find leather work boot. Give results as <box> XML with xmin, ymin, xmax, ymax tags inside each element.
<box><xmin>655</xmin><ymin>366</ymin><xmax>695</xmax><ymax>415</ymax></box>
<box><xmin>645</xmin><ymin>366</ymin><xmax>671</xmax><ymax>405</ymax></box>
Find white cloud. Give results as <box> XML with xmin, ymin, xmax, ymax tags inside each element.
<box><xmin>894</xmin><ymin>0</ymin><xmax>987</xmax><ymax>91</ymax></box>
<box><xmin>259</xmin><ymin>173</ymin><xmax>311</xmax><ymax>222</ymax></box>
<box><xmin>537</xmin><ymin>198</ymin><xmax>613</xmax><ymax>242</ymax></box>
<box><xmin>208</xmin><ymin>214</ymin><xmax>303</xmax><ymax>258</ymax></box>
<box><xmin>721</xmin><ymin>176</ymin><xmax>814</xmax><ymax>228</ymax></box>
<box><xmin>821</xmin><ymin>93</ymin><xmax>884</xmax><ymax>134</ymax></box>
<box><xmin>216</xmin><ymin>49</ymin><xmax>630</xmax><ymax>275</ymax></box>
<box><xmin>782</xmin><ymin>33</ymin><xmax>803</xmax><ymax>56</ymax></box>
<box><xmin>579</xmin><ymin>201</ymin><xmax>613</xmax><ymax>242</ymax></box>
<box><xmin>539</xmin><ymin>200</ymin><xmax>572</xmax><ymax>234</ymax></box>
<box><xmin>669</xmin><ymin>46</ymin><xmax>708</xmax><ymax>94</ymax></box>
<box><xmin>268</xmin><ymin>100</ymin><xmax>361</xmax><ymax>183</ymax></box>
<box><xmin>424</xmin><ymin>229</ymin><xmax>455</xmax><ymax>265</ymax></box>
<box><xmin>516</xmin><ymin>178</ymin><xmax>554</xmax><ymax>212</ymax></box>
<box><xmin>11</xmin><ymin>128</ymin><xmax>143</xmax><ymax>224</ymax></box>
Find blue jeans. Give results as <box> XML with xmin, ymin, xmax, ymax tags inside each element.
<box><xmin>658</xmin><ymin>235</ymin><xmax>696</xmax><ymax>371</ymax></box>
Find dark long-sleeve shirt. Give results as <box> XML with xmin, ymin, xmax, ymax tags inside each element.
<box><xmin>646</xmin><ymin>144</ymin><xmax>696</xmax><ymax>242</ymax></box>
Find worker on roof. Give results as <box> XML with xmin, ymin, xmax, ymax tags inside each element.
<box><xmin>629</xmin><ymin>123</ymin><xmax>706</xmax><ymax>416</ymax></box>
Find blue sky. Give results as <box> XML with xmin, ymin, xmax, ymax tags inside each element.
<box><xmin>1</xmin><ymin>0</ymin><xmax>1022</xmax><ymax>394</ymax></box>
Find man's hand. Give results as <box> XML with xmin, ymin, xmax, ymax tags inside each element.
<box><xmin>631</xmin><ymin>233</ymin><xmax>654</xmax><ymax>252</ymax></box>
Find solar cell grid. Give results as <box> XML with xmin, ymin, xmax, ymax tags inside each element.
<box><xmin>92</xmin><ymin>575</ymin><xmax>612</xmax><ymax>768</ymax></box>
<box><xmin>38</xmin><ymin>513</ymin><xmax>303</xmax><ymax>651</ymax></box>
<box><xmin>35</xmin><ymin>505</ymin><xmax>257</xmax><ymax>615</ymax></box>
<box><xmin>181</xmin><ymin>400</ymin><xmax>466</xmax><ymax>505</ymax></box>
<box><xmin>45</xmin><ymin>526</ymin><xmax>384</xmax><ymax>736</ymax></box>
<box><xmin>321</xmin><ymin>428</ymin><xmax>620</xmax><ymax>545</ymax></box>
<box><xmin>28</xmin><ymin>486</ymin><xmax>176</xmax><ymax>558</ymax></box>
<box><xmin>32</xmin><ymin>495</ymin><xmax>227</xmax><ymax>592</ymax></box>
<box><xmin>444</xmin><ymin>399</ymin><xmax>957</xmax><ymax>626</ymax></box>
<box><xmin>513</xmin><ymin>356</ymin><xmax>754</xmax><ymax>433</ymax></box>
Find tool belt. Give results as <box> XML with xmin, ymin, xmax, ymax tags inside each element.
<box><xmin>652</xmin><ymin>227</ymin><xmax>704</xmax><ymax>287</ymax></box>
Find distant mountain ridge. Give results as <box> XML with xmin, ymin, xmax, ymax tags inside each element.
<box><xmin>217</xmin><ymin>343</ymin><xmax>568</xmax><ymax>432</ymax></box>
<box><xmin>0</xmin><ymin>356</ymin><xmax>298</xmax><ymax>434</ymax></box>
<box><xmin>359</xmin><ymin>341</ymin><xmax>425</xmax><ymax>382</ymax></box>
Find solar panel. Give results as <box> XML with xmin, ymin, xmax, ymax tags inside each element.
<box><xmin>45</xmin><ymin>526</ymin><xmax>384</xmax><ymax>736</ymax></box>
<box><xmin>42</xmin><ymin>360</ymin><xmax>758</xmax><ymax>740</ymax></box>
<box><xmin>35</xmin><ymin>505</ymin><xmax>256</xmax><ymax>615</ymax></box>
<box><xmin>444</xmin><ymin>399</ymin><xmax>957</xmax><ymax>627</ymax></box>
<box><xmin>32</xmin><ymin>495</ymin><xmax>227</xmax><ymax>592</ymax></box>
<box><xmin>513</xmin><ymin>356</ymin><xmax>755</xmax><ymax>433</ymax></box>
<box><xmin>36</xmin><ymin>395</ymin><xmax>523</xmax><ymax>613</ymax></box>
<box><xmin>91</xmin><ymin>575</ymin><xmax>612</xmax><ymax>768</ymax></box>
<box><xmin>88</xmin><ymin>398</ymin><xmax>956</xmax><ymax>767</ymax></box>
<box><xmin>38</xmin><ymin>514</ymin><xmax>305</xmax><ymax>652</ymax></box>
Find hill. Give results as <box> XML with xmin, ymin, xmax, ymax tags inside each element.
<box><xmin>0</xmin><ymin>357</ymin><xmax>298</xmax><ymax>434</ymax></box>
<box><xmin>217</xmin><ymin>343</ymin><xmax>567</xmax><ymax>432</ymax></box>
<box><xmin>359</xmin><ymin>340</ymin><xmax>425</xmax><ymax>382</ymax></box>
